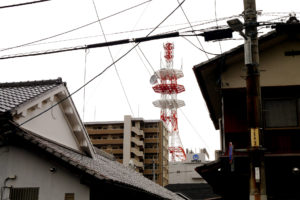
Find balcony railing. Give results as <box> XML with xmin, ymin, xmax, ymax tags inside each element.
<box><xmin>131</xmin><ymin>146</ymin><xmax>144</xmax><ymax>158</ymax></box>
<box><xmin>91</xmin><ymin>139</ymin><xmax>123</xmax><ymax>145</ymax></box>
<box><xmin>87</xmin><ymin>128</ymin><xmax>123</xmax><ymax>135</ymax></box>
<box><xmin>131</xmin><ymin>127</ymin><xmax>144</xmax><ymax>137</ymax></box>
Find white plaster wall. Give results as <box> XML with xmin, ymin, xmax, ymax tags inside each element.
<box><xmin>221</xmin><ymin>39</ymin><xmax>300</xmax><ymax>88</ymax></box>
<box><xmin>16</xmin><ymin>100</ymin><xmax>81</xmax><ymax>152</ymax></box>
<box><xmin>169</xmin><ymin>162</ymin><xmax>206</xmax><ymax>184</ymax></box>
<box><xmin>0</xmin><ymin>146</ymin><xmax>89</xmax><ymax>200</ymax></box>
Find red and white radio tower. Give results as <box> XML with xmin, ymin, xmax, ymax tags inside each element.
<box><xmin>151</xmin><ymin>42</ymin><xmax>186</xmax><ymax>162</ymax></box>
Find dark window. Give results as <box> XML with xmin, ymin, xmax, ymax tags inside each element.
<box><xmin>264</xmin><ymin>99</ymin><xmax>298</xmax><ymax>128</ymax></box>
<box><xmin>65</xmin><ymin>193</ymin><xmax>74</xmax><ymax>200</ymax></box>
<box><xmin>10</xmin><ymin>187</ymin><xmax>39</xmax><ymax>200</ymax></box>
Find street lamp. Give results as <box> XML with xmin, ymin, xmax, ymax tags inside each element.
<box><xmin>227</xmin><ymin>18</ymin><xmax>247</xmax><ymax>39</ymax></box>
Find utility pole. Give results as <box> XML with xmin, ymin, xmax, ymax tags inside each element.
<box><xmin>243</xmin><ymin>0</ymin><xmax>267</xmax><ymax>199</ymax></box>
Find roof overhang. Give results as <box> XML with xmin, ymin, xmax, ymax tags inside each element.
<box><xmin>11</xmin><ymin>84</ymin><xmax>95</xmax><ymax>158</ymax></box>
<box><xmin>193</xmin><ymin>24</ymin><xmax>300</xmax><ymax>130</ymax></box>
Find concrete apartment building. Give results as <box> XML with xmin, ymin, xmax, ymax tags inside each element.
<box><xmin>85</xmin><ymin>115</ymin><xmax>169</xmax><ymax>186</ymax></box>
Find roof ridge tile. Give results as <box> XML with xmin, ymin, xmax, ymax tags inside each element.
<box><xmin>0</xmin><ymin>77</ymin><xmax>63</xmax><ymax>88</ymax></box>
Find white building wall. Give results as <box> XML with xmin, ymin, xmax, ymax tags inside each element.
<box><xmin>169</xmin><ymin>153</ymin><xmax>207</xmax><ymax>184</ymax></box>
<box><xmin>15</xmin><ymin>100</ymin><xmax>81</xmax><ymax>152</ymax></box>
<box><xmin>0</xmin><ymin>146</ymin><xmax>89</xmax><ymax>200</ymax></box>
<box><xmin>221</xmin><ymin>39</ymin><xmax>300</xmax><ymax>89</ymax></box>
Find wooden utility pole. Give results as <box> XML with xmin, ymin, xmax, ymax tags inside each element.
<box><xmin>243</xmin><ymin>0</ymin><xmax>267</xmax><ymax>199</ymax></box>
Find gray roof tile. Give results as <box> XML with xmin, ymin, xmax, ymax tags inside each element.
<box><xmin>16</xmin><ymin>127</ymin><xmax>184</xmax><ymax>200</ymax></box>
<box><xmin>0</xmin><ymin>78</ymin><xmax>63</xmax><ymax>112</ymax></box>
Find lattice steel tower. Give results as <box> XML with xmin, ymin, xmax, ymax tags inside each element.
<box><xmin>151</xmin><ymin>42</ymin><xmax>186</xmax><ymax>161</ymax></box>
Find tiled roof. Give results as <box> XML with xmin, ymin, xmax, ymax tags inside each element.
<box><xmin>0</xmin><ymin>78</ymin><xmax>63</xmax><ymax>113</ymax></box>
<box><xmin>14</xmin><ymin>126</ymin><xmax>184</xmax><ymax>200</ymax></box>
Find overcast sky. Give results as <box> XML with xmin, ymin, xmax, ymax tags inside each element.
<box><xmin>0</xmin><ymin>0</ymin><xmax>299</xmax><ymax>160</ymax></box>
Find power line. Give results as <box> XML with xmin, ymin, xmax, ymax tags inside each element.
<box><xmin>134</xmin><ymin>47</ymin><xmax>152</xmax><ymax>76</ymax></box>
<box><xmin>0</xmin><ymin>0</ymin><xmax>152</xmax><ymax>53</ymax></box>
<box><xmin>181</xmin><ymin>36</ymin><xmax>220</xmax><ymax>56</ymax></box>
<box><xmin>0</xmin><ymin>14</ymin><xmax>285</xmax><ymax>61</ymax></box>
<box><xmin>91</xmin><ymin>0</ymin><xmax>135</xmax><ymax>117</ymax></box>
<box><xmin>214</xmin><ymin>0</ymin><xmax>223</xmax><ymax>53</ymax></box>
<box><xmin>0</xmin><ymin>32</ymin><xmax>180</xmax><ymax>60</ymax></box>
<box><xmin>0</xmin><ymin>14</ymin><xmax>241</xmax><ymax>51</ymax></box>
<box><xmin>137</xmin><ymin>46</ymin><xmax>157</xmax><ymax>75</ymax></box>
<box><xmin>176</xmin><ymin>0</ymin><xmax>209</xmax><ymax>60</ymax></box>
<box><xmin>4</xmin><ymin>21</ymin><xmax>219</xmax><ymax>49</ymax></box>
<box><xmin>0</xmin><ymin>0</ymin><xmax>50</xmax><ymax>9</ymax></box>
<box><xmin>18</xmin><ymin>0</ymin><xmax>186</xmax><ymax>127</ymax></box>
<box><xmin>178</xmin><ymin>108</ymin><xmax>212</xmax><ymax>153</ymax></box>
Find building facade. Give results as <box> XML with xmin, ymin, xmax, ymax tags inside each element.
<box><xmin>166</xmin><ymin>150</ymin><xmax>220</xmax><ymax>200</ymax></box>
<box><xmin>193</xmin><ymin>21</ymin><xmax>300</xmax><ymax>199</ymax></box>
<box><xmin>85</xmin><ymin>115</ymin><xmax>169</xmax><ymax>186</ymax></box>
<box><xmin>168</xmin><ymin>150</ymin><xmax>208</xmax><ymax>184</ymax></box>
<box><xmin>0</xmin><ymin>79</ymin><xmax>184</xmax><ymax>200</ymax></box>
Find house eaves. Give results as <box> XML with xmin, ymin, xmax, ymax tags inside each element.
<box><xmin>0</xmin><ymin>78</ymin><xmax>95</xmax><ymax>157</ymax></box>
<box><xmin>193</xmin><ymin>25</ymin><xmax>299</xmax><ymax>129</ymax></box>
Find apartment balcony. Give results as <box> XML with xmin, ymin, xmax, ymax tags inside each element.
<box><xmin>145</xmin><ymin>148</ymin><xmax>159</xmax><ymax>153</ymax></box>
<box><xmin>145</xmin><ymin>138</ymin><xmax>159</xmax><ymax>144</ymax></box>
<box><xmin>131</xmin><ymin>137</ymin><xmax>144</xmax><ymax>147</ymax></box>
<box><xmin>131</xmin><ymin>126</ymin><xmax>144</xmax><ymax>137</ymax></box>
<box><xmin>131</xmin><ymin>147</ymin><xmax>144</xmax><ymax>158</ymax></box>
<box><xmin>143</xmin><ymin>127</ymin><xmax>159</xmax><ymax>132</ymax></box>
<box><xmin>91</xmin><ymin>139</ymin><xmax>123</xmax><ymax>145</ymax></box>
<box><xmin>144</xmin><ymin>159</ymin><xmax>158</xmax><ymax>164</ymax></box>
<box><xmin>87</xmin><ymin>128</ymin><xmax>123</xmax><ymax>135</ymax></box>
<box><xmin>132</xmin><ymin>158</ymin><xmax>144</xmax><ymax>169</ymax></box>
<box><xmin>111</xmin><ymin>149</ymin><xmax>123</xmax><ymax>154</ymax></box>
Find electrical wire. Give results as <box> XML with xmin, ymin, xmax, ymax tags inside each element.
<box><xmin>134</xmin><ymin>47</ymin><xmax>151</xmax><ymax>76</ymax></box>
<box><xmin>0</xmin><ymin>14</ymin><xmax>286</xmax><ymax>61</ymax></box>
<box><xmin>18</xmin><ymin>0</ymin><xmax>186</xmax><ymax>127</ymax></box>
<box><xmin>214</xmin><ymin>0</ymin><xmax>223</xmax><ymax>53</ymax></box>
<box><xmin>1</xmin><ymin>14</ymin><xmax>241</xmax><ymax>51</ymax></box>
<box><xmin>91</xmin><ymin>0</ymin><xmax>135</xmax><ymax>117</ymax></box>
<box><xmin>182</xmin><ymin>36</ymin><xmax>220</xmax><ymax>56</ymax></box>
<box><xmin>0</xmin><ymin>0</ymin><xmax>152</xmax><ymax>53</ymax></box>
<box><xmin>137</xmin><ymin>46</ymin><xmax>157</xmax><ymax>75</ymax></box>
<box><xmin>178</xmin><ymin>108</ymin><xmax>212</xmax><ymax>153</ymax></box>
<box><xmin>176</xmin><ymin>0</ymin><xmax>209</xmax><ymax>60</ymax></box>
<box><xmin>0</xmin><ymin>0</ymin><xmax>50</xmax><ymax>9</ymax></box>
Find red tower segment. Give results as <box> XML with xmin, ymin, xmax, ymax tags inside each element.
<box><xmin>151</xmin><ymin>42</ymin><xmax>186</xmax><ymax>162</ymax></box>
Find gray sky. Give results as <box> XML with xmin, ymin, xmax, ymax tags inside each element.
<box><xmin>0</xmin><ymin>0</ymin><xmax>299</xmax><ymax>159</ymax></box>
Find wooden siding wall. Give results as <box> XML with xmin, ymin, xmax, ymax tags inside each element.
<box><xmin>223</xmin><ymin>90</ymin><xmax>249</xmax><ymax>150</ymax></box>
<box><xmin>222</xmin><ymin>87</ymin><xmax>300</xmax><ymax>153</ymax></box>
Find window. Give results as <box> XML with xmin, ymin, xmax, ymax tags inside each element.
<box><xmin>264</xmin><ymin>99</ymin><xmax>298</xmax><ymax>128</ymax></box>
<box><xmin>65</xmin><ymin>193</ymin><xmax>74</xmax><ymax>200</ymax></box>
<box><xmin>10</xmin><ymin>187</ymin><xmax>39</xmax><ymax>200</ymax></box>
